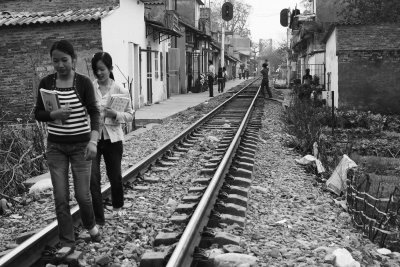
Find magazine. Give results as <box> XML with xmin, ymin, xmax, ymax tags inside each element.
<box><xmin>104</xmin><ymin>94</ymin><xmax>130</xmax><ymax>125</ymax></box>
<box><xmin>39</xmin><ymin>88</ymin><xmax>62</xmax><ymax>125</ymax></box>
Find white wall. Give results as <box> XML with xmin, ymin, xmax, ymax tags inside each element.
<box><xmin>101</xmin><ymin>0</ymin><xmax>146</xmax><ymax>109</ymax></box>
<box><xmin>325</xmin><ymin>28</ymin><xmax>338</xmax><ymax>108</ymax></box>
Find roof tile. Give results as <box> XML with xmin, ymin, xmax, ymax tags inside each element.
<box><xmin>0</xmin><ymin>7</ymin><xmax>115</xmax><ymax>27</ymax></box>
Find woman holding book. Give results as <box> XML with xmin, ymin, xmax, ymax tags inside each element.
<box><xmin>34</xmin><ymin>40</ymin><xmax>101</xmax><ymax>258</ymax></box>
<box><xmin>90</xmin><ymin>52</ymin><xmax>134</xmax><ymax>224</ymax></box>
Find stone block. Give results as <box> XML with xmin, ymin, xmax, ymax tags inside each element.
<box><xmin>140</xmin><ymin>251</ymin><xmax>166</xmax><ymax>267</ymax></box>
<box><xmin>154</xmin><ymin>232</ymin><xmax>180</xmax><ymax>246</ymax></box>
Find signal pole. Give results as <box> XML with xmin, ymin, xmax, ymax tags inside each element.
<box><xmin>221</xmin><ymin>21</ymin><xmax>225</xmax><ymax>67</ymax></box>
<box><xmin>221</xmin><ymin>1</ymin><xmax>233</xmax><ymax>68</ymax></box>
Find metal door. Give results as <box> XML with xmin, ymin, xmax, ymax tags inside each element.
<box><xmin>166</xmin><ymin>52</ymin><xmax>170</xmax><ymax>98</ymax></box>
<box><xmin>168</xmin><ymin>48</ymin><xmax>180</xmax><ymax>95</ymax></box>
<box><xmin>146</xmin><ymin>47</ymin><xmax>153</xmax><ymax>103</ymax></box>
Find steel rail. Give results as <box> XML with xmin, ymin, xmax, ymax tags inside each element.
<box><xmin>0</xmin><ymin>78</ymin><xmax>260</xmax><ymax>267</ymax></box>
<box><xmin>166</xmin><ymin>84</ymin><xmax>262</xmax><ymax>267</ymax></box>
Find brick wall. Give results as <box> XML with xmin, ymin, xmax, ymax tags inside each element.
<box><xmin>338</xmin><ymin>24</ymin><xmax>400</xmax><ymax>51</ymax></box>
<box><xmin>1</xmin><ymin>0</ymin><xmax>118</xmax><ymax>12</ymax></box>
<box><xmin>0</xmin><ymin>21</ymin><xmax>102</xmax><ymax>121</ymax></box>
<box><xmin>338</xmin><ymin>50</ymin><xmax>400</xmax><ymax>114</ymax></box>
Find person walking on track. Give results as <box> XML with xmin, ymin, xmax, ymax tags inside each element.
<box><xmin>261</xmin><ymin>63</ymin><xmax>273</xmax><ymax>98</ymax></box>
<box><xmin>90</xmin><ymin>52</ymin><xmax>134</xmax><ymax>224</ymax></box>
<box><xmin>34</xmin><ymin>40</ymin><xmax>101</xmax><ymax>259</ymax></box>
<box><xmin>208</xmin><ymin>60</ymin><xmax>215</xmax><ymax>97</ymax></box>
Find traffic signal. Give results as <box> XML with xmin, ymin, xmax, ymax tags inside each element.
<box><xmin>221</xmin><ymin>2</ymin><xmax>233</xmax><ymax>21</ymax></box>
<box><xmin>280</xmin><ymin>8</ymin><xmax>289</xmax><ymax>27</ymax></box>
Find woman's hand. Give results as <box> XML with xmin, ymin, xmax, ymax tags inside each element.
<box><xmin>84</xmin><ymin>142</ymin><xmax>97</xmax><ymax>160</ymax></box>
<box><xmin>104</xmin><ymin>107</ymin><xmax>117</xmax><ymax>119</ymax></box>
<box><xmin>50</xmin><ymin>107</ymin><xmax>71</xmax><ymax>121</ymax></box>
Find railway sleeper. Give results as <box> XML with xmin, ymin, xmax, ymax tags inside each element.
<box><xmin>200</xmin><ymin>167</ymin><xmax>216</xmax><ymax>175</ymax></box>
<box><xmin>235</xmin><ymin>155</ymin><xmax>255</xmax><ymax>164</ymax></box>
<box><xmin>232</xmin><ymin>161</ymin><xmax>254</xmax><ymax>172</ymax></box>
<box><xmin>170</xmin><ymin>213</ymin><xmax>190</xmax><ymax>224</ymax></box>
<box><xmin>188</xmin><ymin>186</ymin><xmax>207</xmax><ymax>193</ymax></box>
<box><xmin>215</xmin><ymin>202</ymin><xmax>247</xmax><ymax>217</ymax></box>
<box><xmin>225</xmin><ymin>175</ymin><xmax>252</xmax><ymax>187</ymax></box>
<box><xmin>165</xmin><ymin>156</ymin><xmax>180</xmax><ymax>161</ymax></box>
<box><xmin>203</xmin><ymin>162</ymin><xmax>219</xmax><ymax>169</ymax></box>
<box><xmin>237</xmin><ymin>145</ymin><xmax>256</xmax><ymax>155</ymax></box>
<box><xmin>182</xmin><ymin>194</ymin><xmax>202</xmax><ymax>203</ymax></box>
<box><xmin>140</xmin><ymin>251</ymin><xmax>167</xmax><ymax>267</ymax></box>
<box><xmin>192</xmin><ymin>177</ymin><xmax>211</xmax><ymax>185</ymax></box>
<box><xmin>200</xmin><ymin>230</ymin><xmax>241</xmax><ymax>248</ymax></box>
<box><xmin>154</xmin><ymin>232</ymin><xmax>181</xmax><ymax>246</ymax></box>
<box><xmin>175</xmin><ymin>146</ymin><xmax>189</xmax><ymax>153</ymax></box>
<box><xmin>223</xmin><ymin>194</ymin><xmax>248</xmax><ymax>207</ymax></box>
<box><xmin>209</xmin><ymin>213</ymin><xmax>245</xmax><ymax>228</ymax></box>
<box><xmin>157</xmin><ymin>160</ymin><xmax>176</xmax><ymax>167</ymax></box>
<box><xmin>230</xmin><ymin>167</ymin><xmax>252</xmax><ymax>178</ymax></box>
<box><xmin>179</xmin><ymin>142</ymin><xmax>193</xmax><ymax>148</ymax></box>
<box><xmin>175</xmin><ymin>202</ymin><xmax>197</xmax><ymax>214</ymax></box>
<box><xmin>221</xmin><ymin>185</ymin><xmax>249</xmax><ymax>198</ymax></box>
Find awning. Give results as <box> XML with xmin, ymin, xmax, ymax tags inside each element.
<box><xmin>146</xmin><ymin>20</ymin><xmax>182</xmax><ymax>43</ymax></box>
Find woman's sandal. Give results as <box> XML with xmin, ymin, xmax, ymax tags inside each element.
<box><xmin>55</xmin><ymin>246</ymin><xmax>74</xmax><ymax>260</ymax></box>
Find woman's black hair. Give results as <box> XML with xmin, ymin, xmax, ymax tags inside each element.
<box><xmin>50</xmin><ymin>40</ymin><xmax>76</xmax><ymax>59</ymax></box>
<box><xmin>91</xmin><ymin>52</ymin><xmax>115</xmax><ymax>80</ymax></box>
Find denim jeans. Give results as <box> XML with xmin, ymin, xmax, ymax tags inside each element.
<box><xmin>90</xmin><ymin>139</ymin><xmax>123</xmax><ymax>225</ymax></box>
<box><xmin>46</xmin><ymin>141</ymin><xmax>96</xmax><ymax>248</ymax></box>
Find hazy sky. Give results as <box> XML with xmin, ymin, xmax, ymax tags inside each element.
<box><xmin>246</xmin><ymin>0</ymin><xmax>303</xmax><ymax>45</ymax></box>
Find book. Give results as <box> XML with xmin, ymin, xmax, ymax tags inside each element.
<box><xmin>104</xmin><ymin>94</ymin><xmax>130</xmax><ymax>125</ymax></box>
<box><xmin>39</xmin><ymin>88</ymin><xmax>62</xmax><ymax>125</ymax></box>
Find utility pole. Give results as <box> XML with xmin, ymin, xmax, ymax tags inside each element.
<box><xmin>221</xmin><ymin>22</ymin><xmax>225</xmax><ymax>67</ymax></box>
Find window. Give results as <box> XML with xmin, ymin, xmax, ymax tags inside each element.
<box><xmin>155</xmin><ymin>51</ymin><xmax>159</xmax><ymax>79</ymax></box>
<box><xmin>160</xmin><ymin>52</ymin><xmax>164</xmax><ymax>81</ymax></box>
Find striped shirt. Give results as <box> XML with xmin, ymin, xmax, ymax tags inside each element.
<box><xmin>47</xmin><ymin>87</ymin><xmax>90</xmax><ymax>136</ymax></box>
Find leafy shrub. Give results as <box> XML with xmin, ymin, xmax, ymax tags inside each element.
<box><xmin>284</xmin><ymin>93</ymin><xmax>332</xmax><ymax>154</ymax></box>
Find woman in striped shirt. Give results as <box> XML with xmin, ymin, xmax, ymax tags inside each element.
<box><xmin>34</xmin><ymin>40</ymin><xmax>101</xmax><ymax>257</ymax></box>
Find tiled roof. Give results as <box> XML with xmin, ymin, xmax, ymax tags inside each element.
<box><xmin>141</xmin><ymin>0</ymin><xmax>164</xmax><ymax>5</ymax></box>
<box><xmin>0</xmin><ymin>7</ymin><xmax>115</xmax><ymax>27</ymax></box>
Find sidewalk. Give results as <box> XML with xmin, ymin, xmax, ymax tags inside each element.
<box><xmin>134</xmin><ymin>78</ymin><xmax>247</xmax><ymax>125</ymax></box>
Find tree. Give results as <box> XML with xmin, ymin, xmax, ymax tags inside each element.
<box><xmin>210</xmin><ymin>0</ymin><xmax>252</xmax><ymax>37</ymax></box>
<box><xmin>299</xmin><ymin>0</ymin><xmax>313</xmax><ymax>14</ymax></box>
<box><xmin>258</xmin><ymin>39</ymin><xmax>288</xmax><ymax>72</ymax></box>
<box><xmin>337</xmin><ymin>0</ymin><xmax>400</xmax><ymax>24</ymax></box>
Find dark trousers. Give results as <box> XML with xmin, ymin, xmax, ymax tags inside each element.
<box><xmin>208</xmin><ymin>76</ymin><xmax>214</xmax><ymax>97</ymax></box>
<box><xmin>217</xmin><ymin>78</ymin><xmax>224</xmax><ymax>93</ymax></box>
<box><xmin>90</xmin><ymin>139</ymin><xmax>124</xmax><ymax>225</ymax></box>
<box><xmin>261</xmin><ymin>78</ymin><xmax>272</xmax><ymax>98</ymax></box>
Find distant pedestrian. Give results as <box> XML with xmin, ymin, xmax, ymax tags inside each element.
<box><xmin>302</xmin><ymin>68</ymin><xmax>312</xmax><ymax>85</ymax></box>
<box><xmin>222</xmin><ymin>66</ymin><xmax>227</xmax><ymax>91</ymax></box>
<box><xmin>245</xmin><ymin>68</ymin><xmax>249</xmax><ymax>79</ymax></box>
<box><xmin>217</xmin><ymin>67</ymin><xmax>224</xmax><ymax>93</ymax></box>
<box><xmin>34</xmin><ymin>40</ymin><xmax>101</xmax><ymax>258</ymax></box>
<box><xmin>90</xmin><ymin>52</ymin><xmax>134</xmax><ymax>224</ymax></box>
<box><xmin>261</xmin><ymin>63</ymin><xmax>272</xmax><ymax>98</ymax></box>
<box><xmin>208</xmin><ymin>60</ymin><xmax>215</xmax><ymax>97</ymax></box>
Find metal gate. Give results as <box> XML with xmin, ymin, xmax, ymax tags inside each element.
<box><xmin>297</xmin><ymin>63</ymin><xmax>325</xmax><ymax>88</ymax></box>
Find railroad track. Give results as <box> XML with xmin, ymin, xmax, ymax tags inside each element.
<box><xmin>0</xmin><ymin>78</ymin><xmax>263</xmax><ymax>267</ymax></box>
